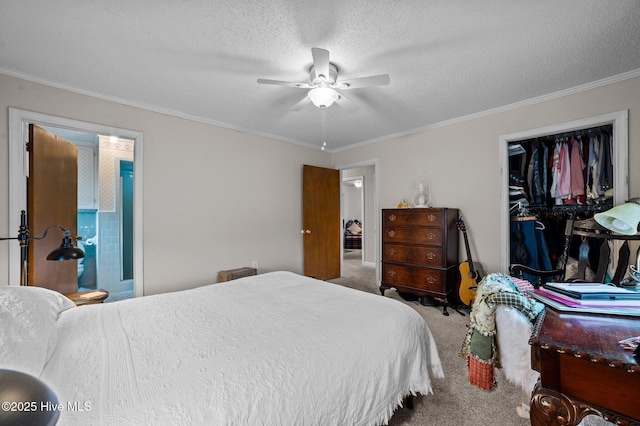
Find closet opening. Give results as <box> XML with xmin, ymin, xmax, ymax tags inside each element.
<box><xmin>499</xmin><ymin>111</ymin><xmax>629</xmax><ymax>278</ymax></box>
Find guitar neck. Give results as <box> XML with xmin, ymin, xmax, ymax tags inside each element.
<box><xmin>462</xmin><ymin>230</ymin><xmax>475</xmax><ymax>272</ymax></box>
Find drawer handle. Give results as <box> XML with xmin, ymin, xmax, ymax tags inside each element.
<box><xmin>427</xmin><ymin>277</ymin><xmax>436</xmax><ymax>284</ymax></box>
<box><xmin>388</xmin><ymin>214</ymin><xmax>396</xmax><ymax>222</ymax></box>
<box><xmin>427</xmin><ymin>233</ymin><xmax>436</xmax><ymax>240</ymax></box>
<box><xmin>388</xmin><ymin>230</ymin><xmax>396</xmax><ymax>237</ymax></box>
<box><xmin>427</xmin><ymin>252</ymin><xmax>436</xmax><ymax>260</ymax></box>
<box><xmin>427</xmin><ymin>214</ymin><xmax>436</xmax><ymax>222</ymax></box>
<box><xmin>388</xmin><ymin>248</ymin><xmax>396</xmax><ymax>256</ymax></box>
<box><xmin>388</xmin><ymin>270</ymin><xmax>397</xmax><ymax>277</ymax></box>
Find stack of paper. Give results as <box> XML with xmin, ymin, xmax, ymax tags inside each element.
<box><xmin>529</xmin><ymin>282</ymin><xmax>640</xmax><ymax>316</ymax></box>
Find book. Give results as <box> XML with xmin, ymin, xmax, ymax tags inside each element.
<box><xmin>533</xmin><ymin>288</ymin><xmax>640</xmax><ymax>308</ymax></box>
<box><xmin>529</xmin><ymin>290</ymin><xmax>640</xmax><ymax>317</ymax></box>
<box><xmin>543</xmin><ymin>282</ymin><xmax>640</xmax><ymax>300</ymax></box>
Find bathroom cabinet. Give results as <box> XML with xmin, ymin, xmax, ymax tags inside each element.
<box><xmin>77</xmin><ymin>145</ymin><xmax>97</xmax><ymax>210</ymax></box>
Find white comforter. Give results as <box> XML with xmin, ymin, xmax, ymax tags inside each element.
<box><xmin>40</xmin><ymin>271</ymin><xmax>443</xmax><ymax>425</ymax></box>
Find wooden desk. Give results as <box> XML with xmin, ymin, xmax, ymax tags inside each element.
<box><xmin>529</xmin><ymin>308</ymin><xmax>640</xmax><ymax>426</ymax></box>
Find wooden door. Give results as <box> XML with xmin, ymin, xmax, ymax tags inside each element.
<box><xmin>28</xmin><ymin>125</ymin><xmax>78</xmax><ymax>293</ymax></box>
<box><xmin>302</xmin><ymin>165</ymin><xmax>340</xmax><ymax>280</ymax></box>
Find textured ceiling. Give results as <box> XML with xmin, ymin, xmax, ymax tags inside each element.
<box><xmin>1</xmin><ymin>1</ymin><xmax>639</xmax><ymax>151</ymax></box>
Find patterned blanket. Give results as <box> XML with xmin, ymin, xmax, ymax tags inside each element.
<box><xmin>459</xmin><ymin>273</ymin><xmax>544</xmax><ymax>390</ymax></box>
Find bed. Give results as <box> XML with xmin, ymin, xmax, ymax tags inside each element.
<box><xmin>344</xmin><ymin>219</ymin><xmax>363</xmax><ymax>250</ymax></box>
<box><xmin>1</xmin><ymin>271</ymin><xmax>443</xmax><ymax>426</ymax></box>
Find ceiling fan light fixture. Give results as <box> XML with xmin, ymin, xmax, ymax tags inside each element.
<box><xmin>308</xmin><ymin>87</ymin><xmax>339</xmax><ymax>108</ymax></box>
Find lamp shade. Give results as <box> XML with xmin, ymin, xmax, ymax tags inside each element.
<box><xmin>308</xmin><ymin>87</ymin><xmax>339</xmax><ymax>108</ymax></box>
<box><xmin>45</xmin><ymin>235</ymin><xmax>85</xmax><ymax>261</ymax></box>
<box><xmin>0</xmin><ymin>369</ymin><xmax>60</xmax><ymax>426</ymax></box>
<box><xmin>594</xmin><ymin>201</ymin><xmax>640</xmax><ymax>235</ymax></box>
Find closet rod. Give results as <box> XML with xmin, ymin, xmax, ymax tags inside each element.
<box><xmin>510</xmin><ymin>124</ymin><xmax>613</xmax><ymax>146</ymax></box>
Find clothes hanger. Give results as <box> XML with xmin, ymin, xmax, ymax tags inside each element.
<box><xmin>510</xmin><ymin>202</ymin><xmax>537</xmax><ymax>222</ymax></box>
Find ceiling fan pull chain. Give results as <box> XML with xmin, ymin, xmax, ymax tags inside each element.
<box><xmin>321</xmin><ymin>109</ymin><xmax>327</xmax><ymax>151</ymax></box>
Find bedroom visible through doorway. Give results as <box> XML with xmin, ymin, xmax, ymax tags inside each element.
<box><xmin>339</xmin><ymin>162</ymin><xmax>378</xmax><ymax>283</ymax></box>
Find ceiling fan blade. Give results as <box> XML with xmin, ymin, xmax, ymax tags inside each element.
<box><xmin>334</xmin><ymin>91</ymin><xmax>359</xmax><ymax>111</ymax></box>
<box><xmin>290</xmin><ymin>95</ymin><xmax>312</xmax><ymax>111</ymax></box>
<box><xmin>257</xmin><ymin>78</ymin><xmax>311</xmax><ymax>89</ymax></box>
<box><xmin>311</xmin><ymin>47</ymin><xmax>330</xmax><ymax>81</ymax></box>
<box><xmin>337</xmin><ymin>74</ymin><xmax>390</xmax><ymax>90</ymax></box>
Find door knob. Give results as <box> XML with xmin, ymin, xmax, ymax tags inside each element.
<box><xmin>301</xmin><ymin>229</ymin><xmax>312</xmax><ymax>234</ymax></box>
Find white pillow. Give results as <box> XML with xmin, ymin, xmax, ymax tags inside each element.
<box><xmin>0</xmin><ymin>286</ymin><xmax>76</xmax><ymax>377</ymax></box>
<box><xmin>347</xmin><ymin>222</ymin><xmax>362</xmax><ymax>234</ymax></box>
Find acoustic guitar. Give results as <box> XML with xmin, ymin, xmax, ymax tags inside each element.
<box><xmin>457</xmin><ymin>216</ymin><xmax>483</xmax><ymax>307</ymax></box>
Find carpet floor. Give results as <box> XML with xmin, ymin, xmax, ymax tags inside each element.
<box><xmin>329</xmin><ymin>250</ymin><xmax>609</xmax><ymax>426</ymax></box>
<box><xmin>329</xmin><ymin>250</ymin><xmax>531</xmax><ymax>426</ymax></box>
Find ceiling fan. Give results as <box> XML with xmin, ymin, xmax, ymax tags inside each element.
<box><xmin>257</xmin><ymin>47</ymin><xmax>390</xmax><ymax>111</ymax></box>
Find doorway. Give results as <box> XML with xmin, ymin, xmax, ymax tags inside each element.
<box><xmin>342</xmin><ymin>176</ymin><xmax>364</xmax><ymax>264</ymax></box>
<box><xmin>338</xmin><ymin>161</ymin><xmax>379</xmax><ymax>282</ymax></box>
<box><xmin>8</xmin><ymin>108</ymin><xmax>144</xmax><ymax>296</ymax></box>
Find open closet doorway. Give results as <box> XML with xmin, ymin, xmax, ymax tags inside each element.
<box><xmin>339</xmin><ymin>161</ymin><xmax>379</xmax><ymax>282</ymax></box>
<box><xmin>499</xmin><ymin>110</ymin><xmax>629</xmax><ymax>274</ymax></box>
<box><xmin>8</xmin><ymin>108</ymin><xmax>144</xmax><ymax>297</ymax></box>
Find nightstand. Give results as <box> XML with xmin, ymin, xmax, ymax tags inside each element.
<box><xmin>65</xmin><ymin>289</ymin><xmax>109</xmax><ymax>306</ymax></box>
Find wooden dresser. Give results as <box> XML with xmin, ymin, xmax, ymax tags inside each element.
<box><xmin>380</xmin><ymin>208</ymin><xmax>459</xmax><ymax>315</ymax></box>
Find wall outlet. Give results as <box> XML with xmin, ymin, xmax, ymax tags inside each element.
<box><xmin>251</xmin><ymin>260</ymin><xmax>258</xmax><ymax>269</ymax></box>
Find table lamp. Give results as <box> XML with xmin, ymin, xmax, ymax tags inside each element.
<box><xmin>0</xmin><ymin>210</ymin><xmax>84</xmax><ymax>286</ymax></box>
<box><xmin>0</xmin><ymin>369</ymin><xmax>60</xmax><ymax>425</ymax></box>
<box><xmin>594</xmin><ymin>198</ymin><xmax>640</xmax><ymax>235</ymax></box>
<box><xmin>594</xmin><ymin>198</ymin><xmax>640</xmax><ymax>287</ymax></box>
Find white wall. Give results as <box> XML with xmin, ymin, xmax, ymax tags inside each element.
<box><xmin>332</xmin><ymin>75</ymin><xmax>640</xmax><ymax>274</ymax></box>
<box><xmin>342</xmin><ymin>184</ymin><xmax>362</xmax><ymax>223</ymax></box>
<box><xmin>3</xmin><ymin>73</ymin><xmax>639</xmax><ymax>292</ymax></box>
<box><xmin>0</xmin><ymin>73</ymin><xmax>330</xmax><ymax>295</ymax></box>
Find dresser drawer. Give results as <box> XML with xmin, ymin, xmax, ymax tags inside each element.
<box><xmin>382</xmin><ymin>226</ymin><xmax>443</xmax><ymax>246</ymax></box>
<box><xmin>381</xmin><ymin>263</ymin><xmax>447</xmax><ymax>294</ymax></box>
<box><xmin>382</xmin><ymin>243</ymin><xmax>446</xmax><ymax>268</ymax></box>
<box><xmin>382</xmin><ymin>209</ymin><xmax>444</xmax><ymax>227</ymax></box>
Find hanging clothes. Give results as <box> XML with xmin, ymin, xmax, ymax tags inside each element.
<box><xmin>587</xmin><ymin>134</ymin><xmax>601</xmax><ymax>198</ymax></box>
<box><xmin>556</xmin><ymin>140</ymin><xmax>571</xmax><ymax>203</ymax></box>
<box><xmin>598</xmin><ymin>131</ymin><xmax>613</xmax><ymax>194</ymax></box>
<box><xmin>510</xmin><ymin>216</ymin><xmax>553</xmax><ymax>284</ymax></box>
<box><xmin>507</xmin><ymin>124</ymin><xmax>614</xmax><ymax>281</ymax></box>
<box><xmin>569</xmin><ymin>137</ymin><xmax>586</xmax><ymax>202</ymax></box>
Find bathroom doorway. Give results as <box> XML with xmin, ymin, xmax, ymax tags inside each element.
<box><xmin>120</xmin><ymin>160</ymin><xmax>134</xmax><ymax>281</ymax></box>
<box><xmin>42</xmin><ymin>128</ymin><xmax>136</xmax><ymax>300</ymax></box>
<box><xmin>8</xmin><ymin>108</ymin><xmax>144</xmax><ymax>297</ymax></box>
